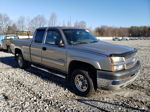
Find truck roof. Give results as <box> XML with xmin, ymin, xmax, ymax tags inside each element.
<box><xmin>36</xmin><ymin>27</ymin><xmax>85</xmax><ymax>30</ymax></box>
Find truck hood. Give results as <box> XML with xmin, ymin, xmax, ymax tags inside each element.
<box><xmin>69</xmin><ymin>41</ymin><xmax>135</xmax><ymax>56</ymax></box>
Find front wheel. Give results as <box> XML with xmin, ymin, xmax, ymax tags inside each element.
<box><xmin>71</xmin><ymin>69</ymin><xmax>95</xmax><ymax>96</ymax></box>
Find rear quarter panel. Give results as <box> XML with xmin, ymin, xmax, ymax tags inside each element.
<box><xmin>13</xmin><ymin>39</ymin><xmax>32</xmax><ymax>61</ymax></box>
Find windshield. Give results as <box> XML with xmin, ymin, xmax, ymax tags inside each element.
<box><xmin>63</xmin><ymin>29</ymin><xmax>98</xmax><ymax>45</ymax></box>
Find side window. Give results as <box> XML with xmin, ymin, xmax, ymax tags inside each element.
<box><xmin>45</xmin><ymin>30</ymin><xmax>62</xmax><ymax>45</ymax></box>
<box><xmin>34</xmin><ymin>30</ymin><xmax>45</xmax><ymax>43</ymax></box>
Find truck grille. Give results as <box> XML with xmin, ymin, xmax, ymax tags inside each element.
<box><xmin>124</xmin><ymin>52</ymin><xmax>136</xmax><ymax>60</ymax></box>
<box><xmin>125</xmin><ymin>53</ymin><xmax>137</xmax><ymax>69</ymax></box>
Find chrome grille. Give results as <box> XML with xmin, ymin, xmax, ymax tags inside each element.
<box><xmin>125</xmin><ymin>53</ymin><xmax>137</xmax><ymax>69</ymax></box>
<box><xmin>125</xmin><ymin>52</ymin><xmax>136</xmax><ymax>60</ymax></box>
<box><xmin>126</xmin><ymin>61</ymin><xmax>136</xmax><ymax>69</ymax></box>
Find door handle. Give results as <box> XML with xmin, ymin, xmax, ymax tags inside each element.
<box><xmin>42</xmin><ymin>47</ymin><xmax>47</xmax><ymax>51</ymax></box>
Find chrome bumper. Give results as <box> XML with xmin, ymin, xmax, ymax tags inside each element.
<box><xmin>97</xmin><ymin>61</ymin><xmax>141</xmax><ymax>90</ymax></box>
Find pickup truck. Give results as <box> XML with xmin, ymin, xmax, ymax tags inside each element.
<box><xmin>2</xmin><ymin>35</ymin><xmax>19</xmax><ymax>52</ymax></box>
<box><xmin>12</xmin><ymin>27</ymin><xmax>141</xmax><ymax>96</ymax></box>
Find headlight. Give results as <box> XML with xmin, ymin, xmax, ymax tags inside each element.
<box><xmin>111</xmin><ymin>65</ymin><xmax>124</xmax><ymax>71</ymax></box>
<box><xmin>110</xmin><ymin>57</ymin><xmax>124</xmax><ymax>63</ymax></box>
<box><xmin>110</xmin><ymin>57</ymin><xmax>125</xmax><ymax>71</ymax></box>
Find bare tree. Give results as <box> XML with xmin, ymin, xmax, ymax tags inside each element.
<box><xmin>7</xmin><ymin>24</ymin><xmax>17</xmax><ymax>33</ymax></box>
<box><xmin>74</xmin><ymin>21</ymin><xmax>86</xmax><ymax>28</ymax></box>
<box><xmin>0</xmin><ymin>13</ymin><xmax>11</xmax><ymax>33</ymax></box>
<box><xmin>67</xmin><ymin>17</ymin><xmax>72</xmax><ymax>27</ymax></box>
<box><xmin>16</xmin><ymin>16</ymin><xmax>26</xmax><ymax>31</ymax></box>
<box><xmin>48</xmin><ymin>13</ymin><xmax>57</xmax><ymax>26</ymax></box>
<box><xmin>67</xmin><ymin>20</ymin><xmax>72</xmax><ymax>27</ymax></box>
<box><xmin>28</xmin><ymin>15</ymin><xmax>47</xmax><ymax>32</ymax></box>
<box><xmin>62</xmin><ymin>20</ymin><xmax>66</xmax><ymax>27</ymax></box>
<box><xmin>74</xmin><ymin>21</ymin><xmax>78</xmax><ymax>28</ymax></box>
<box><xmin>26</xmin><ymin>17</ymin><xmax>31</xmax><ymax>31</ymax></box>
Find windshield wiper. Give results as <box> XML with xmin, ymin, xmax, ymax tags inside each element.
<box><xmin>72</xmin><ymin>40</ymin><xmax>98</xmax><ymax>45</ymax></box>
<box><xmin>90</xmin><ymin>40</ymin><xmax>99</xmax><ymax>43</ymax></box>
<box><xmin>73</xmin><ymin>42</ymin><xmax>89</xmax><ymax>45</ymax></box>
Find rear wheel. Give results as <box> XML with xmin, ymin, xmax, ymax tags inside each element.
<box><xmin>71</xmin><ymin>69</ymin><xmax>95</xmax><ymax>96</ymax></box>
<box><xmin>17</xmin><ymin>54</ymin><xmax>28</xmax><ymax>69</ymax></box>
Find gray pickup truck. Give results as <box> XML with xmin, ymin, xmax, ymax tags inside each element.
<box><xmin>12</xmin><ymin>27</ymin><xmax>141</xmax><ymax>96</ymax></box>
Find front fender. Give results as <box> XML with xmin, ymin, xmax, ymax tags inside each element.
<box><xmin>67</xmin><ymin>56</ymin><xmax>101</xmax><ymax>73</ymax></box>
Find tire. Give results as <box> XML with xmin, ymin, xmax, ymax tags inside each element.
<box><xmin>17</xmin><ymin>54</ymin><xmax>28</xmax><ymax>69</ymax></box>
<box><xmin>7</xmin><ymin>46</ymin><xmax>11</xmax><ymax>53</ymax></box>
<box><xmin>71</xmin><ymin>69</ymin><xmax>95</xmax><ymax>97</ymax></box>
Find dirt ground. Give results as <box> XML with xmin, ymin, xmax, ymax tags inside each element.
<box><xmin>0</xmin><ymin>40</ymin><xmax>150</xmax><ymax>112</ymax></box>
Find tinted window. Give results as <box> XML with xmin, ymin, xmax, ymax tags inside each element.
<box><xmin>45</xmin><ymin>30</ymin><xmax>62</xmax><ymax>45</ymax></box>
<box><xmin>34</xmin><ymin>30</ymin><xmax>45</xmax><ymax>43</ymax></box>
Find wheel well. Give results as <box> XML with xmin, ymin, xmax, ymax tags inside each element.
<box><xmin>15</xmin><ymin>48</ymin><xmax>22</xmax><ymax>57</ymax></box>
<box><xmin>68</xmin><ymin>61</ymin><xmax>97</xmax><ymax>89</ymax></box>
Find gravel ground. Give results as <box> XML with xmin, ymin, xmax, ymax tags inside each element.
<box><xmin>0</xmin><ymin>40</ymin><xmax>150</xmax><ymax>112</ymax></box>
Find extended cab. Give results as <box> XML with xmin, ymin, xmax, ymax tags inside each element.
<box><xmin>12</xmin><ymin>27</ymin><xmax>141</xmax><ymax>96</ymax></box>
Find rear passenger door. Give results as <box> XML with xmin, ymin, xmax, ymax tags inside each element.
<box><xmin>31</xmin><ymin>29</ymin><xmax>45</xmax><ymax>64</ymax></box>
<box><xmin>41</xmin><ymin>29</ymin><xmax>67</xmax><ymax>72</ymax></box>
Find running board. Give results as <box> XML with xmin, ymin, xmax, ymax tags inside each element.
<box><xmin>31</xmin><ymin>64</ymin><xmax>66</xmax><ymax>79</ymax></box>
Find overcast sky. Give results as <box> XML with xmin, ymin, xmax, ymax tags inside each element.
<box><xmin>0</xmin><ymin>0</ymin><xmax>150</xmax><ymax>28</ymax></box>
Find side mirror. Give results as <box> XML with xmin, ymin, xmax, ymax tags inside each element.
<box><xmin>56</xmin><ymin>39</ymin><xmax>64</xmax><ymax>47</ymax></box>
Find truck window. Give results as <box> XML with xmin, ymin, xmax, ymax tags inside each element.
<box><xmin>34</xmin><ymin>29</ymin><xmax>45</xmax><ymax>43</ymax></box>
<box><xmin>45</xmin><ymin>30</ymin><xmax>62</xmax><ymax>45</ymax></box>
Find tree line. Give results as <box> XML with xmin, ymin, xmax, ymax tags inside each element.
<box><xmin>0</xmin><ymin>13</ymin><xmax>149</xmax><ymax>37</ymax></box>
<box><xmin>95</xmin><ymin>26</ymin><xmax>150</xmax><ymax>37</ymax></box>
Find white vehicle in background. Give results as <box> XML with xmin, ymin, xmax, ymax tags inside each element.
<box><xmin>112</xmin><ymin>37</ymin><xmax>122</xmax><ymax>41</ymax></box>
<box><xmin>122</xmin><ymin>37</ymin><xmax>130</xmax><ymax>40</ymax></box>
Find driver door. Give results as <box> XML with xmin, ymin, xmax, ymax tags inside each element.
<box><xmin>41</xmin><ymin>29</ymin><xmax>67</xmax><ymax>72</ymax></box>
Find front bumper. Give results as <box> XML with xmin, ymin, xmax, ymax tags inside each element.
<box><xmin>97</xmin><ymin>61</ymin><xmax>141</xmax><ymax>90</ymax></box>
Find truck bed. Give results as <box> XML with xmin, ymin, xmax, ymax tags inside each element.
<box><xmin>13</xmin><ymin>39</ymin><xmax>31</xmax><ymax>47</ymax></box>
<box><xmin>11</xmin><ymin>39</ymin><xmax>32</xmax><ymax>61</ymax></box>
